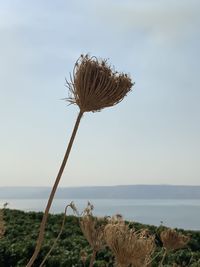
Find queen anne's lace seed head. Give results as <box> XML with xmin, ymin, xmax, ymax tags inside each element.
<box><xmin>104</xmin><ymin>217</ymin><xmax>155</xmax><ymax>267</ymax></box>
<box><xmin>66</xmin><ymin>54</ymin><xmax>134</xmax><ymax>113</ymax></box>
<box><xmin>160</xmin><ymin>228</ymin><xmax>190</xmax><ymax>251</ymax></box>
<box><xmin>80</xmin><ymin>202</ymin><xmax>107</xmax><ymax>252</ymax></box>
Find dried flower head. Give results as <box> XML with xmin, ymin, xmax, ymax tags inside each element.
<box><xmin>66</xmin><ymin>54</ymin><xmax>133</xmax><ymax>112</ymax></box>
<box><xmin>130</xmin><ymin>231</ymin><xmax>155</xmax><ymax>267</ymax></box>
<box><xmin>104</xmin><ymin>217</ymin><xmax>155</xmax><ymax>267</ymax></box>
<box><xmin>0</xmin><ymin>209</ymin><xmax>5</xmax><ymax>239</ymax></box>
<box><xmin>160</xmin><ymin>228</ymin><xmax>189</xmax><ymax>251</ymax></box>
<box><xmin>80</xmin><ymin>202</ymin><xmax>107</xmax><ymax>252</ymax></box>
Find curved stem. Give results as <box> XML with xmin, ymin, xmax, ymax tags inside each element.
<box><xmin>89</xmin><ymin>250</ymin><xmax>97</xmax><ymax>267</ymax></box>
<box><xmin>159</xmin><ymin>249</ymin><xmax>167</xmax><ymax>267</ymax></box>
<box><xmin>39</xmin><ymin>203</ymin><xmax>73</xmax><ymax>267</ymax></box>
<box><xmin>146</xmin><ymin>247</ymin><xmax>164</xmax><ymax>266</ymax></box>
<box><xmin>26</xmin><ymin>110</ymin><xmax>83</xmax><ymax>267</ymax></box>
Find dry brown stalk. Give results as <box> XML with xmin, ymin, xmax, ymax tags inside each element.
<box><xmin>104</xmin><ymin>217</ymin><xmax>155</xmax><ymax>267</ymax></box>
<box><xmin>0</xmin><ymin>209</ymin><xmax>5</xmax><ymax>239</ymax></box>
<box><xmin>158</xmin><ymin>249</ymin><xmax>167</xmax><ymax>267</ymax></box>
<box><xmin>26</xmin><ymin>54</ymin><xmax>133</xmax><ymax>266</ymax></box>
<box><xmin>26</xmin><ymin>110</ymin><xmax>83</xmax><ymax>267</ymax></box>
<box><xmin>80</xmin><ymin>202</ymin><xmax>107</xmax><ymax>267</ymax></box>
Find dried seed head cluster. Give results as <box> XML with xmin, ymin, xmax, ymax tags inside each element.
<box><xmin>0</xmin><ymin>209</ymin><xmax>5</xmax><ymax>239</ymax></box>
<box><xmin>80</xmin><ymin>202</ymin><xmax>107</xmax><ymax>252</ymax></box>
<box><xmin>66</xmin><ymin>54</ymin><xmax>133</xmax><ymax>113</ymax></box>
<box><xmin>104</xmin><ymin>217</ymin><xmax>155</xmax><ymax>267</ymax></box>
<box><xmin>160</xmin><ymin>228</ymin><xmax>189</xmax><ymax>251</ymax></box>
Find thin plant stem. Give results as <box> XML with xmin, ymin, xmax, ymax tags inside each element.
<box><xmin>159</xmin><ymin>248</ymin><xmax>167</xmax><ymax>267</ymax></box>
<box><xmin>26</xmin><ymin>110</ymin><xmax>83</xmax><ymax>267</ymax></box>
<box><xmin>89</xmin><ymin>250</ymin><xmax>97</xmax><ymax>267</ymax></box>
<box><xmin>39</xmin><ymin>203</ymin><xmax>75</xmax><ymax>267</ymax></box>
<box><xmin>146</xmin><ymin>247</ymin><xmax>164</xmax><ymax>266</ymax></box>
<box><xmin>188</xmin><ymin>249</ymin><xmax>194</xmax><ymax>266</ymax></box>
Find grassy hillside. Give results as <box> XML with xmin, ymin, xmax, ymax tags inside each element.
<box><xmin>0</xmin><ymin>209</ymin><xmax>200</xmax><ymax>266</ymax></box>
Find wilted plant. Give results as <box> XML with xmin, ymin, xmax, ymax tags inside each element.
<box><xmin>0</xmin><ymin>209</ymin><xmax>5</xmax><ymax>239</ymax></box>
<box><xmin>80</xmin><ymin>202</ymin><xmax>108</xmax><ymax>267</ymax></box>
<box><xmin>104</xmin><ymin>216</ymin><xmax>155</xmax><ymax>267</ymax></box>
<box><xmin>159</xmin><ymin>228</ymin><xmax>190</xmax><ymax>266</ymax></box>
<box><xmin>26</xmin><ymin>54</ymin><xmax>133</xmax><ymax>266</ymax></box>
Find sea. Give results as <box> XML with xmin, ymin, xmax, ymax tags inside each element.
<box><xmin>0</xmin><ymin>198</ymin><xmax>200</xmax><ymax>231</ymax></box>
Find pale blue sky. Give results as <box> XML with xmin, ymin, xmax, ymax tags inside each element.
<box><xmin>0</xmin><ymin>0</ymin><xmax>200</xmax><ymax>186</ymax></box>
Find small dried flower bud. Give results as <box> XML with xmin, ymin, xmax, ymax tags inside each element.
<box><xmin>160</xmin><ymin>228</ymin><xmax>190</xmax><ymax>251</ymax></box>
<box><xmin>66</xmin><ymin>54</ymin><xmax>134</xmax><ymax>113</ymax></box>
<box><xmin>69</xmin><ymin>201</ymin><xmax>78</xmax><ymax>214</ymax></box>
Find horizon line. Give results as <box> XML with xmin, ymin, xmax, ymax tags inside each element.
<box><xmin>0</xmin><ymin>184</ymin><xmax>200</xmax><ymax>188</ymax></box>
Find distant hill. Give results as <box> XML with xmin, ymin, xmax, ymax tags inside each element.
<box><xmin>0</xmin><ymin>185</ymin><xmax>200</xmax><ymax>199</ymax></box>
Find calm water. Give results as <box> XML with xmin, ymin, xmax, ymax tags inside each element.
<box><xmin>0</xmin><ymin>198</ymin><xmax>200</xmax><ymax>231</ymax></box>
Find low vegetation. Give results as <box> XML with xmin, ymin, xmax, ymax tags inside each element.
<box><xmin>0</xmin><ymin>207</ymin><xmax>200</xmax><ymax>266</ymax></box>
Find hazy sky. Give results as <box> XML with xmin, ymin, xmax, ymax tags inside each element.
<box><xmin>0</xmin><ymin>0</ymin><xmax>200</xmax><ymax>187</ymax></box>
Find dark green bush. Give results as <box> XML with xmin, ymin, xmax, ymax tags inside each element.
<box><xmin>0</xmin><ymin>209</ymin><xmax>199</xmax><ymax>266</ymax></box>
